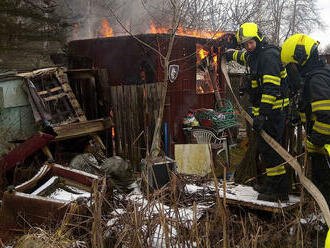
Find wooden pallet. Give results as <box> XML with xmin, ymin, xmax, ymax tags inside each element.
<box><xmin>20</xmin><ymin>67</ymin><xmax>108</xmax><ymax>150</ymax></box>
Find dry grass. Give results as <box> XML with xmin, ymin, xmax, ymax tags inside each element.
<box><xmin>4</xmin><ymin>174</ymin><xmax>327</xmax><ymax>248</ymax></box>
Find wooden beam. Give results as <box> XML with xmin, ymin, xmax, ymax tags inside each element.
<box><xmin>224</xmin><ymin>198</ymin><xmax>300</xmax><ymax>213</ymax></box>
<box><xmin>54</xmin><ymin>118</ymin><xmax>113</xmax><ymax>141</ymax></box>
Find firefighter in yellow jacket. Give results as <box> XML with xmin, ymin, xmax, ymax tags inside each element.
<box><xmin>281</xmin><ymin>34</ymin><xmax>330</xmax><ymax>208</ymax></box>
<box><xmin>225</xmin><ymin>23</ymin><xmax>290</xmax><ymax>202</ymax></box>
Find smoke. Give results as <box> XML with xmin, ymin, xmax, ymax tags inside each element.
<box><xmin>60</xmin><ymin>0</ymin><xmax>167</xmax><ymax>41</ymax></box>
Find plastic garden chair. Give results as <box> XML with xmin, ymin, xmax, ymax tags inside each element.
<box><xmin>191</xmin><ymin>127</ymin><xmax>230</xmax><ymax>166</ymax></box>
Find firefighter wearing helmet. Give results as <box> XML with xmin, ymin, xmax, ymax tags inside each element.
<box><xmin>225</xmin><ymin>22</ymin><xmax>290</xmax><ymax>202</ymax></box>
<box><xmin>281</xmin><ymin>34</ymin><xmax>330</xmax><ymax>208</ymax></box>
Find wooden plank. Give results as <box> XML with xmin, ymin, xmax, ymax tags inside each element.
<box><xmin>131</xmin><ymin>85</ymin><xmax>140</xmax><ymax>166</ymax></box>
<box><xmin>174</xmin><ymin>144</ymin><xmax>211</xmax><ymax>176</ymax></box>
<box><xmin>145</xmin><ymin>84</ymin><xmax>152</xmax><ymax>151</ymax></box>
<box><xmin>127</xmin><ymin>85</ymin><xmax>134</xmax><ymax>163</ymax></box>
<box><xmin>110</xmin><ymin>86</ymin><xmax>120</xmax><ymax>156</ymax></box>
<box><xmin>43</xmin><ymin>92</ymin><xmax>68</xmax><ymax>102</ymax></box>
<box><xmin>138</xmin><ymin>84</ymin><xmax>148</xmax><ymax>156</ymax></box>
<box><xmin>37</xmin><ymin>86</ymin><xmax>63</xmax><ymax>95</ymax></box>
<box><xmin>41</xmin><ymin>146</ymin><xmax>53</xmax><ymax>160</ymax></box>
<box><xmin>54</xmin><ymin>119</ymin><xmax>112</xmax><ymax>141</ymax></box>
<box><xmin>121</xmin><ymin>85</ymin><xmax>129</xmax><ymax>158</ymax></box>
<box><xmin>117</xmin><ymin>86</ymin><xmax>124</xmax><ymax>155</ymax></box>
<box><xmin>151</xmin><ymin>84</ymin><xmax>158</xmax><ymax>125</ymax></box>
<box><xmin>224</xmin><ymin>198</ymin><xmax>300</xmax><ymax>213</ymax></box>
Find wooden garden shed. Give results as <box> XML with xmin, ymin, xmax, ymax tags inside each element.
<box><xmin>67</xmin><ymin>33</ymin><xmax>230</xmax><ymax>163</ymax></box>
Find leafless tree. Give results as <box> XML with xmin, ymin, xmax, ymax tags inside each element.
<box><xmin>322</xmin><ymin>44</ymin><xmax>330</xmax><ymax>55</ymax></box>
<box><xmin>203</xmin><ymin>0</ymin><xmax>324</xmax><ymax>46</ymax></box>
<box><xmin>260</xmin><ymin>0</ymin><xmax>323</xmax><ymax>45</ymax></box>
<box><xmin>283</xmin><ymin>0</ymin><xmax>323</xmax><ymax>40</ymax></box>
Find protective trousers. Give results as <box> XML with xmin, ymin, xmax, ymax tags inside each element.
<box><xmin>310</xmin><ymin>153</ymin><xmax>330</xmax><ymax>207</ymax></box>
<box><xmin>258</xmin><ymin>110</ymin><xmax>286</xmax><ymax>173</ymax></box>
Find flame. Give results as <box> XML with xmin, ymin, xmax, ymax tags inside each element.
<box><xmin>149</xmin><ymin>21</ymin><xmax>223</xmax><ymax>39</ymax></box>
<box><xmin>150</xmin><ymin>22</ymin><xmax>169</xmax><ymax>34</ymax></box>
<box><xmin>199</xmin><ymin>49</ymin><xmax>208</xmax><ymax>60</ymax></box>
<box><xmin>99</xmin><ymin>18</ymin><xmax>114</xmax><ymax>37</ymax></box>
<box><xmin>196</xmin><ymin>85</ymin><xmax>204</xmax><ymax>93</ymax></box>
<box><xmin>213</xmin><ymin>55</ymin><xmax>217</xmax><ymax>63</ymax></box>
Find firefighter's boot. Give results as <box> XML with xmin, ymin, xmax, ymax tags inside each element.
<box><xmin>253</xmin><ymin>182</ymin><xmax>267</xmax><ymax>193</ymax></box>
<box><xmin>253</xmin><ymin>175</ymin><xmax>267</xmax><ymax>193</ymax></box>
<box><xmin>257</xmin><ymin>174</ymin><xmax>289</xmax><ymax>202</ymax></box>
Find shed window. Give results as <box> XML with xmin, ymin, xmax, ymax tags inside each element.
<box><xmin>196</xmin><ymin>44</ymin><xmax>216</xmax><ymax>94</ymax></box>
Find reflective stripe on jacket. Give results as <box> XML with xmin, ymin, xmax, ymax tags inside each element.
<box><xmin>229</xmin><ymin>47</ymin><xmax>289</xmax><ymax>114</ymax></box>
<box><xmin>301</xmin><ymin>64</ymin><xmax>330</xmax><ymax>146</ymax></box>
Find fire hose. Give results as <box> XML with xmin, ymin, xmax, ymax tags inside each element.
<box><xmin>221</xmin><ymin>57</ymin><xmax>330</xmax><ymax>227</ymax></box>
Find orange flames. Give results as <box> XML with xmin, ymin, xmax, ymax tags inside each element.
<box><xmin>199</xmin><ymin>49</ymin><xmax>208</xmax><ymax>60</ymax></box>
<box><xmin>150</xmin><ymin>21</ymin><xmax>223</xmax><ymax>39</ymax></box>
<box><xmin>196</xmin><ymin>85</ymin><xmax>204</xmax><ymax>94</ymax></box>
<box><xmin>99</xmin><ymin>18</ymin><xmax>114</xmax><ymax>37</ymax></box>
<box><xmin>198</xmin><ymin>48</ymin><xmax>218</xmax><ymax>64</ymax></box>
<box><xmin>150</xmin><ymin>22</ymin><xmax>169</xmax><ymax>34</ymax></box>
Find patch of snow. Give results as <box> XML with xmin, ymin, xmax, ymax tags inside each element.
<box><xmin>300</xmin><ymin>213</ymin><xmax>326</xmax><ymax>226</ymax></box>
<box><xmin>206</xmin><ymin>182</ymin><xmax>300</xmax><ymax>208</ymax></box>
<box><xmin>148</xmin><ymin>224</ymin><xmax>197</xmax><ymax>248</ymax></box>
<box><xmin>48</xmin><ymin>187</ymin><xmax>90</xmax><ymax>202</ymax></box>
<box><xmin>106</xmin><ymin>217</ymin><xmax>119</xmax><ymax>227</ymax></box>
<box><xmin>53</xmin><ymin>164</ymin><xmax>99</xmax><ymax>179</ymax></box>
<box><xmin>32</xmin><ymin>176</ymin><xmax>90</xmax><ymax>202</ymax></box>
<box><xmin>184</xmin><ymin>184</ymin><xmax>204</xmax><ymax>194</ymax></box>
<box><xmin>106</xmin><ymin>180</ymin><xmax>301</xmax><ymax>246</ymax></box>
<box><xmin>31</xmin><ymin>176</ymin><xmax>58</xmax><ymax>195</ymax></box>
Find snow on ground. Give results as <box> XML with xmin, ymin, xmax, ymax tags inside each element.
<box><xmin>31</xmin><ymin>176</ymin><xmax>91</xmax><ymax>202</ymax></box>
<box><xmin>105</xmin><ymin>179</ymin><xmax>300</xmax><ymax>247</ymax></box>
<box><xmin>185</xmin><ymin>181</ymin><xmax>300</xmax><ymax>208</ymax></box>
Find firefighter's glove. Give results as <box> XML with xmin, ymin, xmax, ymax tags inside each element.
<box><xmin>224</xmin><ymin>49</ymin><xmax>236</xmax><ymax>62</ymax></box>
<box><xmin>220</xmin><ymin>33</ymin><xmax>238</xmax><ymax>49</ymax></box>
<box><xmin>253</xmin><ymin>115</ymin><xmax>267</xmax><ymax>132</ymax></box>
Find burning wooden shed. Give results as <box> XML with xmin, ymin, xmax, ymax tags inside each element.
<box><xmin>67</xmin><ymin>33</ymin><xmax>231</xmax><ymax>161</ymax></box>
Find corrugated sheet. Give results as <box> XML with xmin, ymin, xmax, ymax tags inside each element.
<box><xmin>0</xmin><ymin>106</ymin><xmax>38</xmax><ymax>156</ymax></box>
<box><xmin>0</xmin><ymin>78</ymin><xmax>29</xmax><ymax>108</ymax></box>
<box><xmin>0</xmin><ymin>77</ymin><xmax>37</xmax><ymax>156</ymax></box>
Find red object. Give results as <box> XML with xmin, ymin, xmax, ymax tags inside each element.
<box><xmin>0</xmin><ymin>132</ymin><xmax>55</xmax><ymax>172</ymax></box>
<box><xmin>201</xmin><ymin>119</ymin><xmax>213</xmax><ymax>127</ymax></box>
<box><xmin>52</xmin><ymin>164</ymin><xmax>96</xmax><ymax>187</ymax></box>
